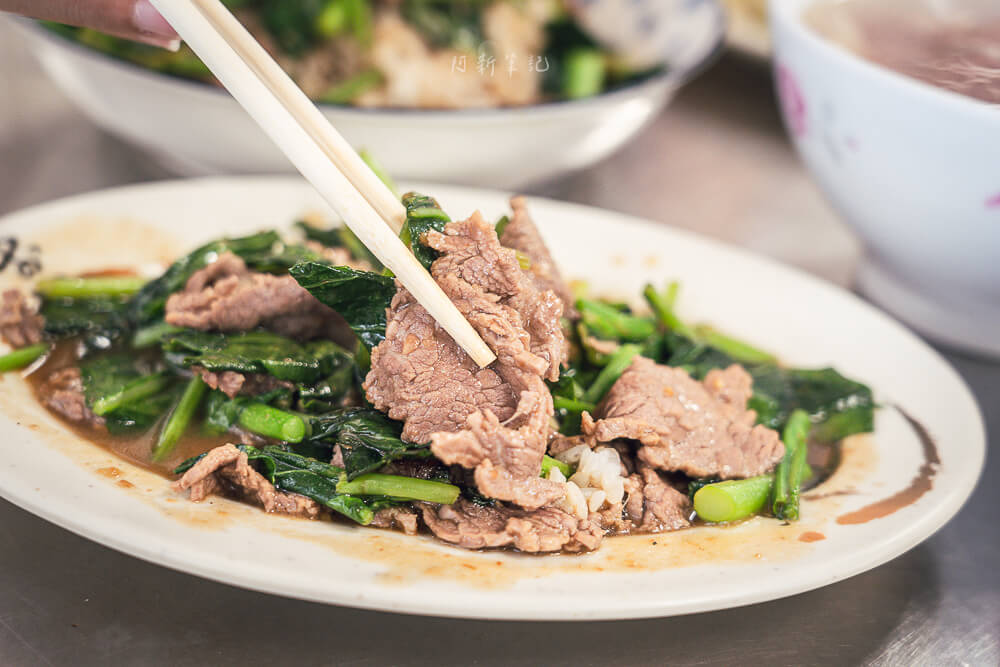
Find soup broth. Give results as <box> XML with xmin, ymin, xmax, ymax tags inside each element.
<box><xmin>807</xmin><ymin>0</ymin><xmax>1000</xmax><ymax>104</ymax></box>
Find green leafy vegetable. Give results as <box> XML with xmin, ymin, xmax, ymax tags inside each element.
<box><xmin>289</xmin><ymin>262</ymin><xmax>396</xmax><ymax>349</ymax></box>
<box><xmin>41</xmin><ymin>295</ymin><xmax>131</xmax><ymax>349</ymax></box>
<box><xmin>400</xmin><ymin>192</ymin><xmax>451</xmax><ymax>270</ymax></box>
<box><xmin>308</xmin><ymin>407</ymin><xmax>430</xmax><ymax>479</ymax></box>
<box><xmin>80</xmin><ymin>354</ymin><xmax>176</xmax><ymax>432</ymax></box>
<box><xmin>164</xmin><ymin>330</ymin><xmax>347</xmax><ymax>384</ymax></box>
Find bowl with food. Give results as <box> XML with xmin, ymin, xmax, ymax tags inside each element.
<box><xmin>770</xmin><ymin>0</ymin><xmax>1000</xmax><ymax>357</ymax></box>
<box><xmin>11</xmin><ymin>0</ymin><xmax>724</xmax><ymax>187</ymax></box>
<box><xmin>0</xmin><ymin>177</ymin><xmax>984</xmax><ymax>618</ymax></box>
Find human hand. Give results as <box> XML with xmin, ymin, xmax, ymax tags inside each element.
<box><xmin>2</xmin><ymin>0</ymin><xmax>179</xmax><ymax>49</ymax></box>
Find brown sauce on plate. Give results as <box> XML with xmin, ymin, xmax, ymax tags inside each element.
<box><xmin>25</xmin><ymin>342</ymin><xmax>231</xmax><ymax>478</ymax></box>
<box><xmin>836</xmin><ymin>406</ymin><xmax>940</xmax><ymax>525</ymax></box>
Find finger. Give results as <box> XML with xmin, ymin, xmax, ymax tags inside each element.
<box><xmin>5</xmin><ymin>0</ymin><xmax>179</xmax><ymax>49</ymax></box>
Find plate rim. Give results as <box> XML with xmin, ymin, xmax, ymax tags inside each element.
<box><xmin>0</xmin><ymin>176</ymin><xmax>986</xmax><ymax>620</ymax></box>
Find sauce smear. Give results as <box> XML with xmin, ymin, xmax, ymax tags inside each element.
<box><xmin>837</xmin><ymin>406</ymin><xmax>940</xmax><ymax>525</ymax></box>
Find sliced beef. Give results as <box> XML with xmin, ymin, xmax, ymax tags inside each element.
<box><xmin>500</xmin><ymin>196</ymin><xmax>576</xmax><ymax>318</ymax></box>
<box><xmin>363</xmin><ymin>286</ymin><xmax>519</xmax><ymax>441</ymax></box>
<box><xmin>174</xmin><ymin>444</ymin><xmax>320</xmax><ymax>518</ymax></box>
<box><xmin>425</xmin><ymin>212</ymin><xmax>567</xmax><ymax>378</ymax></box>
<box><xmin>588</xmin><ymin>358</ymin><xmax>784</xmax><ymax>479</ymax></box>
<box><xmin>370</xmin><ymin>506</ymin><xmax>419</xmax><ymax>535</ymax></box>
<box><xmin>193</xmin><ymin>366</ymin><xmax>294</xmax><ymax>399</ymax></box>
<box><xmin>0</xmin><ymin>289</ymin><xmax>44</xmax><ymax>348</ymax></box>
<box><xmin>365</xmin><ymin>213</ymin><xmax>568</xmax><ymax>508</ymax></box>
<box><xmin>37</xmin><ymin>367</ymin><xmax>104</xmax><ymax>427</ymax></box>
<box><xmin>419</xmin><ymin>499</ymin><xmax>604</xmax><ymax>553</ymax></box>
<box><xmin>623</xmin><ymin>465</ymin><xmax>691</xmax><ymax>533</ymax></box>
<box><xmin>165</xmin><ymin>252</ymin><xmax>350</xmax><ymax>343</ymax></box>
<box><xmin>304</xmin><ymin>241</ymin><xmax>374</xmax><ymax>273</ymax></box>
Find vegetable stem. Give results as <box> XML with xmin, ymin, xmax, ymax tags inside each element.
<box><xmin>563</xmin><ymin>48</ymin><xmax>606</xmax><ymax>99</ymax></box>
<box><xmin>359</xmin><ymin>149</ymin><xmax>397</xmax><ymax>196</ymax></box>
<box><xmin>773</xmin><ymin>409</ymin><xmax>812</xmax><ymax>520</ymax></box>
<box><xmin>578</xmin><ymin>299</ymin><xmax>655</xmax><ymax>342</ymax></box>
<box><xmin>583</xmin><ymin>343</ymin><xmax>642</xmax><ymax>403</ymax></box>
<box><xmin>694</xmin><ymin>475</ymin><xmax>773</xmax><ymax>523</ymax></box>
<box><xmin>643</xmin><ymin>283</ymin><xmax>696</xmax><ymax>339</ymax></box>
<box><xmin>694</xmin><ymin>325</ymin><xmax>776</xmax><ymax>364</ymax></box>
<box><xmin>92</xmin><ymin>372</ymin><xmax>171</xmax><ymax>416</ymax></box>
<box><xmin>132</xmin><ymin>321</ymin><xmax>183</xmax><ymax>348</ymax></box>
<box><xmin>336</xmin><ymin>473</ymin><xmax>459</xmax><ymax>504</ymax></box>
<box><xmin>152</xmin><ymin>376</ymin><xmax>207</xmax><ymax>463</ymax></box>
<box><xmin>0</xmin><ymin>343</ymin><xmax>49</xmax><ymax>373</ymax></box>
<box><xmin>238</xmin><ymin>403</ymin><xmax>308</xmax><ymax>443</ymax></box>
<box><xmin>541</xmin><ymin>455</ymin><xmax>573</xmax><ymax>479</ymax></box>
<box><xmin>36</xmin><ymin>276</ymin><xmax>146</xmax><ymax>299</ymax></box>
<box><xmin>553</xmin><ymin>396</ymin><xmax>596</xmax><ymax>413</ymax></box>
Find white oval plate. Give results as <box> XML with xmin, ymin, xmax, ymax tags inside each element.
<box><xmin>0</xmin><ymin>178</ymin><xmax>984</xmax><ymax>620</ymax></box>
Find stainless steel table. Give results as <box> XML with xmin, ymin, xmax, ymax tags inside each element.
<box><xmin>1</xmin><ymin>22</ymin><xmax>996</xmax><ymax>666</ymax></box>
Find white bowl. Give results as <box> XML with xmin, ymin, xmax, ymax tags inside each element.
<box><xmin>770</xmin><ymin>0</ymin><xmax>1000</xmax><ymax>357</ymax></box>
<box><xmin>11</xmin><ymin>3</ymin><xmax>724</xmax><ymax>189</ymax></box>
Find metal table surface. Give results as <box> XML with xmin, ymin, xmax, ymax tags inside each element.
<box><xmin>0</xmin><ymin>21</ymin><xmax>997</xmax><ymax>667</ymax></box>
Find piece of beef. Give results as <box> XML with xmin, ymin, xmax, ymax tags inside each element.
<box><xmin>174</xmin><ymin>444</ymin><xmax>320</xmax><ymax>518</ymax></box>
<box><xmin>193</xmin><ymin>366</ymin><xmax>294</xmax><ymax>399</ymax></box>
<box><xmin>370</xmin><ymin>506</ymin><xmax>419</xmax><ymax>535</ymax></box>
<box><xmin>623</xmin><ymin>465</ymin><xmax>691</xmax><ymax>533</ymax></box>
<box><xmin>419</xmin><ymin>499</ymin><xmax>604</xmax><ymax>553</ymax></box>
<box><xmin>365</xmin><ymin>213</ymin><xmax>567</xmax><ymax>508</ymax></box>
<box><xmin>165</xmin><ymin>252</ymin><xmax>351</xmax><ymax>343</ymax></box>
<box><xmin>500</xmin><ymin>196</ymin><xmax>576</xmax><ymax>318</ymax></box>
<box><xmin>37</xmin><ymin>367</ymin><xmax>104</xmax><ymax>427</ymax></box>
<box><xmin>0</xmin><ymin>289</ymin><xmax>44</xmax><ymax>348</ymax></box>
<box><xmin>588</xmin><ymin>358</ymin><xmax>784</xmax><ymax>479</ymax></box>
<box><xmin>304</xmin><ymin>241</ymin><xmax>374</xmax><ymax>273</ymax></box>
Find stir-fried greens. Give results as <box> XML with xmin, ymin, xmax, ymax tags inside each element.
<box><xmin>42</xmin><ymin>1</ymin><xmax>663</xmax><ymax>109</ymax></box>
<box><xmin>0</xmin><ymin>190</ymin><xmax>877</xmax><ymax>553</ymax></box>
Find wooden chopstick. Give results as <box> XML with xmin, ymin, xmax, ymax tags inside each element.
<box><xmin>149</xmin><ymin>0</ymin><xmax>497</xmax><ymax>367</ymax></box>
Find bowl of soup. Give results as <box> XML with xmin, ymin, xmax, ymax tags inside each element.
<box><xmin>770</xmin><ymin>0</ymin><xmax>1000</xmax><ymax>357</ymax></box>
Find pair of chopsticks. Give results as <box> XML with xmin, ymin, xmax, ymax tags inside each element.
<box><xmin>148</xmin><ymin>0</ymin><xmax>496</xmax><ymax>368</ymax></box>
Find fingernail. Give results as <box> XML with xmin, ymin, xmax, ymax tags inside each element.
<box><xmin>132</xmin><ymin>0</ymin><xmax>177</xmax><ymax>40</ymax></box>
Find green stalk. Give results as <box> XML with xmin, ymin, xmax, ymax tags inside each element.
<box><xmin>541</xmin><ymin>455</ymin><xmax>573</xmax><ymax>479</ymax></box>
<box><xmin>563</xmin><ymin>48</ymin><xmax>606</xmax><ymax>99</ymax></box>
<box><xmin>152</xmin><ymin>376</ymin><xmax>207</xmax><ymax>463</ymax></box>
<box><xmin>36</xmin><ymin>276</ymin><xmax>146</xmax><ymax>299</ymax></box>
<box><xmin>335</xmin><ymin>473</ymin><xmax>459</xmax><ymax>504</ymax></box>
<box><xmin>553</xmin><ymin>396</ymin><xmax>597</xmax><ymax>413</ymax></box>
<box><xmin>0</xmin><ymin>343</ymin><xmax>49</xmax><ymax>373</ymax></box>
<box><xmin>132</xmin><ymin>322</ymin><xmax>184</xmax><ymax>348</ymax></box>
<box><xmin>694</xmin><ymin>475</ymin><xmax>773</xmax><ymax>523</ymax></box>
<box><xmin>92</xmin><ymin>372</ymin><xmax>171</xmax><ymax>416</ymax></box>
<box><xmin>643</xmin><ymin>283</ymin><xmax>696</xmax><ymax>339</ymax></box>
<box><xmin>773</xmin><ymin>409</ymin><xmax>812</xmax><ymax>520</ymax></box>
<box><xmin>359</xmin><ymin>149</ymin><xmax>397</xmax><ymax>196</ymax></box>
<box><xmin>578</xmin><ymin>299</ymin><xmax>656</xmax><ymax>342</ymax></box>
<box><xmin>583</xmin><ymin>343</ymin><xmax>642</xmax><ymax>404</ymax></box>
<box><xmin>694</xmin><ymin>325</ymin><xmax>776</xmax><ymax>364</ymax></box>
<box><xmin>238</xmin><ymin>403</ymin><xmax>308</xmax><ymax>443</ymax></box>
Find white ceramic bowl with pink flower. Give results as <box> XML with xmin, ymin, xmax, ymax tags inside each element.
<box><xmin>770</xmin><ymin>0</ymin><xmax>1000</xmax><ymax>357</ymax></box>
